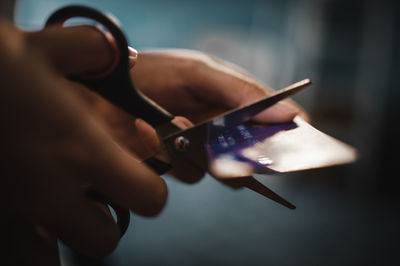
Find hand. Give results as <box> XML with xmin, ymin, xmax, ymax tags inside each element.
<box><xmin>131</xmin><ymin>50</ymin><xmax>309</xmax><ymax>124</ymax></box>
<box><xmin>0</xmin><ymin>23</ymin><xmax>167</xmax><ymax>264</ymax></box>
<box><xmin>129</xmin><ymin>50</ymin><xmax>310</xmax><ymax>181</ymax></box>
<box><xmin>26</xmin><ymin>24</ymin><xmax>167</xmax><ymax>160</ymax></box>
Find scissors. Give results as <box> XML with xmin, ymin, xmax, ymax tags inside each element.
<box><xmin>45</xmin><ymin>5</ymin><xmax>310</xmax><ymax>238</ymax></box>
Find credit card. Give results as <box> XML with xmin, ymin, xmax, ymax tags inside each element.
<box><xmin>207</xmin><ymin>116</ymin><xmax>357</xmax><ymax>178</ymax></box>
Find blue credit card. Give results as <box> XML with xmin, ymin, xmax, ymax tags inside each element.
<box><xmin>207</xmin><ymin>122</ymin><xmax>297</xmax><ymax>173</ymax></box>
<box><xmin>206</xmin><ymin>116</ymin><xmax>357</xmax><ymax>178</ymax></box>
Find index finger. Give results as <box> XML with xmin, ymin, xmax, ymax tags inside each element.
<box><xmin>76</xmin><ymin>116</ymin><xmax>168</xmax><ymax>217</ymax></box>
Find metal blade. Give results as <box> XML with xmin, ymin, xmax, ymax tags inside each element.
<box><xmin>161</xmin><ymin>79</ymin><xmax>311</xmax><ymax>171</ymax></box>
<box><xmin>220</xmin><ymin>176</ymin><xmax>296</xmax><ymax>209</ymax></box>
<box><xmin>211</xmin><ymin>78</ymin><xmax>311</xmax><ymax>129</ymax></box>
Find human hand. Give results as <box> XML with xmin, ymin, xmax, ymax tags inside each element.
<box><xmin>131</xmin><ymin>50</ymin><xmax>309</xmax><ymax>124</ymax></box>
<box><xmin>129</xmin><ymin>50</ymin><xmax>310</xmax><ymax>181</ymax></box>
<box><xmin>0</xmin><ymin>23</ymin><xmax>167</xmax><ymax>264</ymax></box>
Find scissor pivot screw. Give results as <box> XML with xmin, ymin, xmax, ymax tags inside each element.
<box><xmin>174</xmin><ymin>136</ymin><xmax>190</xmax><ymax>152</ymax></box>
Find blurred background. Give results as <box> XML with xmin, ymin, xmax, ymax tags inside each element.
<box><xmin>13</xmin><ymin>0</ymin><xmax>400</xmax><ymax>265</ymax></box>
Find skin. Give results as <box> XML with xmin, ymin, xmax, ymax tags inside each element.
<box><xmin>0</xmin><ymin>23</ymin><xmax>308</xmax><ymax>265</ymax></box>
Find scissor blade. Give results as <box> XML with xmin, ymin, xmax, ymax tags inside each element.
<box><xmin>212</xmin><ymin>78</ymin><xmax>311</xmax><ymax>129</ymax></box>
<box><xmin>161</xmin><ymin>79</ymin><xmax>311</xmax><ymax>172</ymax></box>
<box><xmin>160</xmin><ymin>79</ymin><xmax>310</xmax><ymax>141</ymax></box>
<box><xmin>220</xmin><ymin>176</ymin><xmax>296</xmax><ymax>209</ymax></box>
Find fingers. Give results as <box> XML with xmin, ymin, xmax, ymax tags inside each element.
<box><xmin>25</xmin><ymin>26</ymin><xmax>138</xmax><ymax>76</ymax></box>
<box><xmin>1</xmin><ymin>218</ymin><xmax>59</xmax><ymax>266</ymax></box>
<box><xmin>87</xmin><ymin>95</ymin><xmax>161</xmax><ymax>159</ymax></box>
<box><xmin>79</xmin><ymin>118</ymin><xmax>168</xmax><ymax>217</ymax></box>
<box><xmin>21</xmin><ymin>163</ymin><xmax>122</xmax><ymax>257</ymax></box>
<box><xmin>5</xmin><ymin>27</ymin><xmax>161</xmax><ymax>258</ymax></box>
<box><xmin>252</xmin><ymin>99</ymin><xmax>302</xmax><ymax>124</ymax></box>
<box><xmin>92</xmin><ymin>148</ymin><xmax>168</xmax><ymax>217</ymax></box>
<box><xmin>25</xmin><ymin>26</ymin><xmax>113</xmax><ymax>75</ymax></box>
<box><xmin>45</xmin><ymin>191</ymin><xmax>121</xmax><ymax>257</ymax></box>
<box><xmin>38</xmin><ymin>132</ymin><xmax>167</xmax><ymax>255</ymax></box>
<box><xmin>190</xmin><ymin>53</ymin><xmax>309</xmax><ymax>123</ymax></box>
<box><xmin>169</xmin><ymin>158</ymin><xmax>205</xmax><ymax>184</ymax></box>
<box><xmin>135</xmin><ymin>118</ymin><xmax>160</xmax><ymax>155</ymax></box>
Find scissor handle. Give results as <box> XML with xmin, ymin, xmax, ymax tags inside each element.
<box><xmin>44</xmin><ymin>5</ymin><xmax>142</xmax><ymax>239</ymax></box>
<box><xmin>45</xmin><ymin>5</ymin><xmax>174</xmax><ymax>127</ymax></box>
<box><xmin>86</xmin><ymin>189</ymin><xmax>130</xmax><ymax>237</ymax></box>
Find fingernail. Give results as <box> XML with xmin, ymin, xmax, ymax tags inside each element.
<box><xmin>172</xmin><ymin>118</ymin><xmax>188</xmax><ymax>129</ymax></box>
<box><xmin>128</xmin><ymin>46</ymin><xmax>138</xmax><ymax>57</ymax></box>
<box><xmin>172</xmin><ymin>116</ymin><xmax>194</xmax><ymax>130</ymax></box>
<box><xmin>128</xmin><ymin>46</ymin><xmax>138</xmax><ymax>69</ymax></box>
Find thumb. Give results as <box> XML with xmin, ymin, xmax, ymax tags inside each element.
<box><xmin>25</xmin><ymin>25</ymin><xmax>126</xmax><ymax>75</ymax></box>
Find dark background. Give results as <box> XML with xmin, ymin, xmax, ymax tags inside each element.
<box><xmin>14</xmin><ymin>0</ymin><xmax>400</xmax><ymax>265</ymax></box>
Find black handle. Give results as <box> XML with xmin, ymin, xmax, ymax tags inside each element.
<box><xmin>45</xmin><ymin>5</ymin><xmax>174</xmax><ymax>127</ymax></box>
<box><xmin>86</xmin><ymin>189</ymin><xmax>130</xmax><ymax>237</ymax></box>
